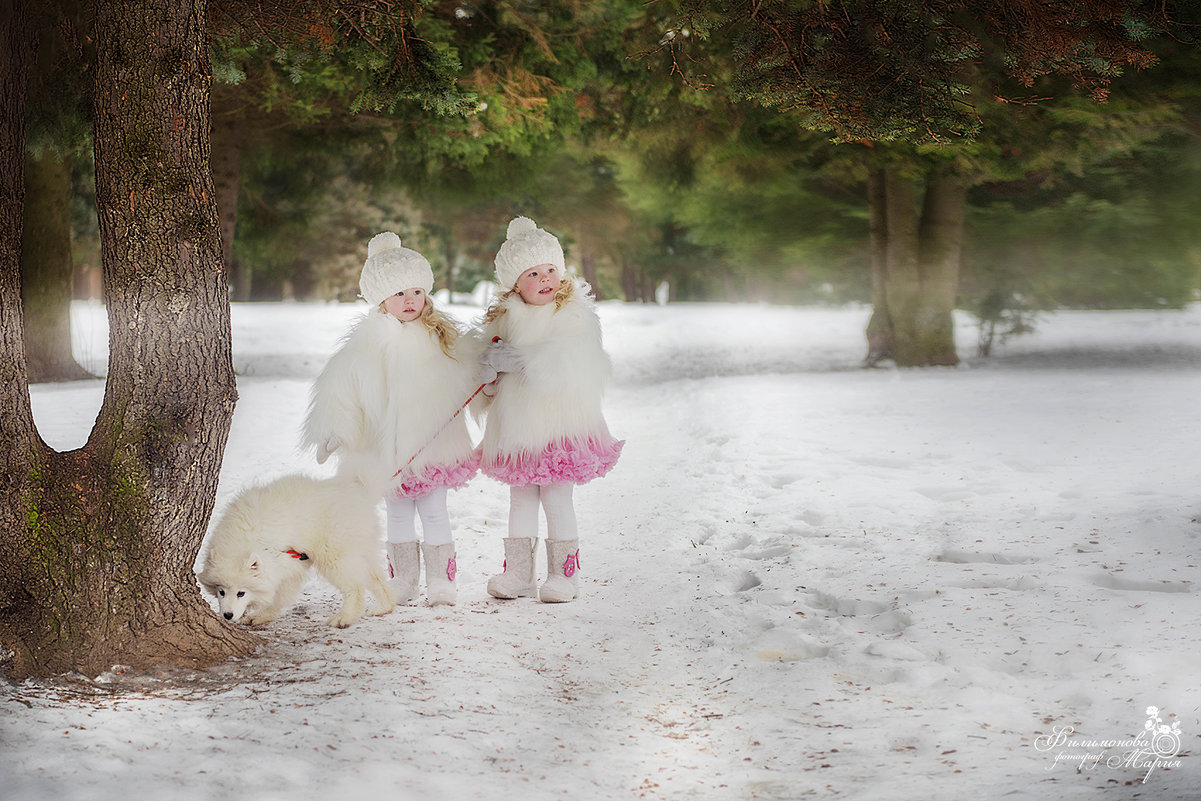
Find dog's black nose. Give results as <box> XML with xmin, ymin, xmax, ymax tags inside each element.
<box><xmin>223</xmin><ymin>612</ymin><xmax>233</xmax><ymax>620</ymax></box>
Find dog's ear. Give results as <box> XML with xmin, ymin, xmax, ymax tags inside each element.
<box><xmin>247</xmin><ymin>558</ymin><xmax>260</xmax><ymax>575</ymax></box>
<box><xmin>196</xmin><ymin>571</ymin><xmax>216</xmax><ymax>594</ymax></box>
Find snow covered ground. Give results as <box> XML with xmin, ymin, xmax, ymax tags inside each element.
<box><xmin>3</xmin><ymin>298</ymin><xmax>1200</xmax><ymax>801</ymax></box>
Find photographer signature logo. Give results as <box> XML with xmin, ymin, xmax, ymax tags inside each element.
<box><xmin>1034</xmin><ymin>706</ymin><xmax>1184</xmax><ymax>783</ymax></box>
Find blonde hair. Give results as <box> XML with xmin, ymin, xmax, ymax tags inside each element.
<box><xmin>379</xmin><ymin>296</ymin><xmax>461</xmax><ymax>358</ymax></box>
<box><xmin>483</xmin><ymin>278</ymin><xmax>576</xmax><ymax>324</ymax></box>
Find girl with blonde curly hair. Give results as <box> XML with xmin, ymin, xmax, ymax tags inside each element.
<box><xmin>474</xmin><ymin>217</ymin><xmax>623</xmax><ymax>603</ymax></box>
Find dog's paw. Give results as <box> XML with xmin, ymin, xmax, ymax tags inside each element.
<box><xmin>243</xmin><ymin>612</ymin><xmax>277</xmax><ymax>626</ymax></box>
<box><xmin>326</xmin><ymin>612</ymin><xmax>361</xmax><ymax>628</ymax></box>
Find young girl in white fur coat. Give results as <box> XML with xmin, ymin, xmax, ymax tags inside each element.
<box><xmin>303</xmin><ymin>233</ymin><xmax>479</xmax><ymax>606</ymax></box>
<box><xmin>475</xmin><ymin>217</ymin><xmax>623</xmax><ymax>603</ymax></box>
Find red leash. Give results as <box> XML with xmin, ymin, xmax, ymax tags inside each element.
<box><xmin>391</xmin><ymin>382</ymin><xmax>489</xmax><ymax>480</ymax></box>
<box><xmin>391</xmin><ymin>337</ymin><xmax>502</xmax><ymax>481</ymax></box>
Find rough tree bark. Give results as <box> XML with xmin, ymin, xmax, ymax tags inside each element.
<box><xmin>0</xmin><ymin>0</ymin><xmax>258</xmax><ymax>680</ymax></box>
<box><xmin>20</xmin><ymin>150</ymin><xmax>92</xmax><ymax>382</ymax></box>
<box><xmin>863</xmin><ymin>164</ymin><xmax>964</xmax><ymax>367</ymax></box>
<box><xmin>0</xmin><ymin>2</ymin><xmax>42</xmax><ymax>675</ymax></box>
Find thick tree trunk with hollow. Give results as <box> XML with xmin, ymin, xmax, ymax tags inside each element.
<box><xmin>0</xmin><ymin>0</ymin><xmax>257</xmax><ymax>680</ymax></box>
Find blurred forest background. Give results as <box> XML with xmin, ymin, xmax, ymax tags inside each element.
<box><xmin>20</xmin><ymin>1</ymin><xmax>1201</xmax><ymax>376</ymax></box>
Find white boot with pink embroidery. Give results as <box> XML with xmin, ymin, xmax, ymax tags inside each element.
<box><xmin>540</xmin><ymin>539</ymin><xmax>580</xmax><ymax>603</ymax></box>
<box><xmin>385</xmin><ymin>541</ymin><xmax>420</xmax><ymax>604</ymax></box>
<box><xmin>488</xmin><ymin>537</ymin><xmax>538</xmax><ymax>599</ymax></box>
<box><xmin>422</xmin><ymin>542</ymin><xmax>457</xmax><ymax>606</ymax></box>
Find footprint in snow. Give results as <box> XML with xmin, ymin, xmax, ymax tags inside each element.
<box><xmin>914</xmin><ymin>486</ymin><xmax>975</xmax><ymax>502</ymax></box>
<box><xmin>754</xmin><ymin>628</ymin><xmax>829</xmax><ymax>662</ymax></box>
<box><xmin>1091</xmin><ymin>573</ymin><xmax>1193</xmax><ymax>594</ymax></box>
<box><xmin>724</xmin><ymin>533</ymin><xmax>792</xmax><ymax>561</ymax></box>
<box><xmin>848</xmin><ymin>455</ymin><xmax>909</xmax><ymax>470</ymax></box>
<box><xmin>726</xmin><ymin>533</ymin><xmax>756</xmax><ymax>550</ymax></box>
<box><xmin>768</xmin><ymin>472</ymin><xmax>804</xmax><ymax>488</ymax></box>
<box><xmin>863</xmin><ymin>609</ymin><xmax>913</xmax><ymax>635</ymax></box>
<box><xmin>738</xmin><ymin>543</ymin><xmax>793</xmax><ymax>560</ymax></box>
<box><xmin>807</xmin><ymin>591</ymin><xmax>912</xmax><ymax>634</ymax></box>
<box><xmin>724</xmin><ymin>570</ymin><xmax>762</xmax><ymax>593</ymax></box>
<box><xmin>807</xmin><ymin>590</ymin><xmax>889</xmax><ymax>617</ymax></box>
<box><xmin>933</xmin><ymin>549</ymin><xmax>1037</xmax><ymax>565</ymax></box>
<box><xmin>801</xmin><ymin>509</ymin><xmax>825</xmax><ymax>526</ymax></box>
<box><xmin>865</xmin><ymin>640</ymin><xmax>927</xmax><ymax>662</ymax></box>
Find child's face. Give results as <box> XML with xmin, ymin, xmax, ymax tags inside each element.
<box><xmin>514</xmin><ymin>264</ymin><xmax>561</xmax><ymax>306</ymax></box>
<box><xmin>383</xmin><ymin>288</ymin><xmax>426</xmax><ymax>322</ymax></box>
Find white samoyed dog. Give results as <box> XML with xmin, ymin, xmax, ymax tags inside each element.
<box><xmin>197</xmin><ymin>474</ymin><xmax>395</xmax><ymax>628</ymax></box>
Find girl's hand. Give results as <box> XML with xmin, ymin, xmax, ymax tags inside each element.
<box><xmin>477</xmin><ymin>340</ymin><xmax>524</xmax><ymax>384</ymax></box>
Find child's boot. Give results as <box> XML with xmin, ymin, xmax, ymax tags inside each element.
<box><xmin>487</xmin><ymin>538</ymin><xmax>537</xmax><ymax>599</ymax></box>
<box><xmin>385</xmin><ymin>541</ymin><xmax>420</xmax><ymax>603</ymax></box>
<box><xmin>540</xmin><ymin>539</ymin><xmax>580</xmax><ymax>603</ymax></box>
<box><xmin>422</xmin><ymin>542</ymin><xmax>457</xmax><ymax>606</ymax></box>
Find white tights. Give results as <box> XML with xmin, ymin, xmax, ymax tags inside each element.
<box><xmin>508</xmin><ymin>483</ymin><xmax>577</xmax><ymax>541</ymax></box>
<box><xmin>385</xmin><ymin>487</ymin><xmax>453</xmax><ymax>545</ymax></box>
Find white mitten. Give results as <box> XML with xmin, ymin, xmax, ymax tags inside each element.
<box><xmin>476</xmin><ymin>340</ymin><xmax>524</xmax><ymax>384</ymax></box>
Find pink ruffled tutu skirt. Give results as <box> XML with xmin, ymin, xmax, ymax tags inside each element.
<box><xmin>482</xmin><ymin>437</ymin><xmax>624</xmax><ymax>487</ymax></box>
<box><xmin>393</xmin><ymin>453</ymin><xmax>480</xmax><ymax>499</ymax></box>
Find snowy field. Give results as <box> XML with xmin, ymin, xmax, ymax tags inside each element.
<box><xmin>3</xmin><ymin>298</ymin><xmax>1200</xmax><ymax>801</ymax></box>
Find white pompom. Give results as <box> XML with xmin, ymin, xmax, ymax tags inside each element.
<box><xmin>506</xmin><ymin>216</ymin><xmax>538</xmax><ymax>239</ymax></box>
<box><xmin>367</xmin><ymin>231</ymin><xmax>402</xmax><ymax>257</ymax></box>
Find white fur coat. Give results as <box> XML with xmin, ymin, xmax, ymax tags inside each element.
<box><xmin>302</xmin><ymin>310</ymin><xmax>478</xmax><ymax>489</ymax></box>
<box><xmin>477</xmin><ymin>285</ymin><xmax>614</xmax><ymax>458</ymax></box>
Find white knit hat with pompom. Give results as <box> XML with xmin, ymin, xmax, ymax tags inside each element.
<box><xmin>359</xmin><ymin>232</ymin><xmax>434</xmax><ymax>307</ymax></box>
<box><xmin>494</xmin><ymin>216</ymin><xmax>565</xmax><ymax>290</ymax></box>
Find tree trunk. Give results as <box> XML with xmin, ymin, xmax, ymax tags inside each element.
<box><xmin>864</xmin><ymin>167</ymin><xmax>893</xmax><ymax>365</ymax></box>
<box><xmin>915</xmin><ymin>169</ymin><xmax>965</xmax><ymax>366</ymax></box>
<box><xmin>0</xmin><ymin>0</ymin><xmax>257</xmax><ymax>680</ymax></box>
<box><xmin>863</xmin><ymin>164</ymin><xmax>963</xmax><ymax>367</ymax></box>
<box><xmin>641</xmin><ymin>272</ymin><xmax>656</xmax><ymax>304</ymax></box>
<box><xmin>620</xmin><ymin>254</ymin><xmax>641</xmax><ymax>302</ymax></box>
<box><xmin>882</xmin><ymin>169</ymin><xmax>926</xmax><ymax>365</ymax></box>
<box><xmin>581</xmin><ymin>251</ymin><xmax>601</xmax><ymax>300</ymax></box>
<box><xmin>21</xmin><ymin>150</ymin><xmax>92</xmax><ymax>382</ymax></box>
<box><xmin>0</xmin><ymin>1</ymin><xmax>44</xmax><ymax>677</ymax></box>
<box><xmin>210</xmin><ymin>87</ymin><xmax>247</xmax><ymax>301</ymax></box>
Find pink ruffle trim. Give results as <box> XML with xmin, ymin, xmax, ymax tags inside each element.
<box><xmin>482</xmin><ymin>437</ymin><xmax>624</xmax><ymax>487</ymax></box>
<box><xmin>393</xmin><ymin>454</ymin><xmax>480</xmax><ymax>499</ymax></box>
